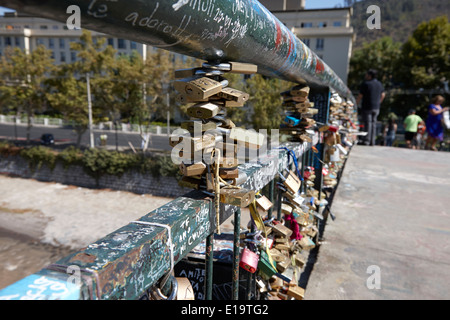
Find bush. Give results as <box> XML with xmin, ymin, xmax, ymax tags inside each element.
<box><xmin>20</xmin><ymin>146</ymin><xmax>57</xmax><ymax>171</ymax></box>
<box><xmin>57</xmin><ymin>146</ymin><xmax>83</xmax><ymax>169</ymax></box>
<box><xmin>0</xmin><ymin>141</ymin><xmax>22</xmax><ymax>157</ymax></box>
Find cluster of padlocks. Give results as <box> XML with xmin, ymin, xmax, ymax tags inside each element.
<box><xmin>279</xmin><ymin>84</ymin><xmax>317</xmax><ymax>144</ymax></box>
<box><xmin>169</xmin><ymin>65</ymin><xmax>358</xmax><ymax>300</ymax></box>
<box><xmin>321</xmin><ymin>92</ymin><xmax>358</xmax><ymax>189</ymax></box>
<box><xmin>170</xmin><ymin>61</ymin><xmax>266</xmax><ymax>232</ymax></box>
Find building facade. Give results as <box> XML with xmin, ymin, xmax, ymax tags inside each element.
<box><xmin>260</xmin><ymin>2</ymin><xmax>355</xmax><ymax>84</ymax></box>
<box><xmin>0</xmin><ymin>12</ymin><xmax>149</xmax><ymax>64</ymax></box>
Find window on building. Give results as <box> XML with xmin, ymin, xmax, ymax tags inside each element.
<box><xmin>316</xmin><ymin>38</ymin><xmax>324</xmax><ymax>50</ymax></box>
<box><xmin>130</xmin><ymin>41</ymin><xmax>137</xmax><ymax>50</ymax></box>
<box><xmin>59</xmin><ymin>38</ymin><xmax>65</xmax><ymax>49</ymax></box>
<box><xmin>301</xmin><ymin>22</ymin><xmax>313</xmax><ymax>28</ymax></box>
<box><xmin>60</xmin><ymin>51</ymin><xmax>66</xmax><ymax>62</ymax></box>
<box><xmin>70</xmin><ymin>51</ymin><xmax>77</xmax><ymax>62</ymax></box>
<box><xmin>36</xmin><ymin>38</ymin><xmax>45</xmax><ymax>46</ymax></box>
<box><xmin>5</xmin><ymin>37</ymin><xmax>12</xmax><ymax>46</ymax></box>
<box><xmin>117</xmin><ymin>39</ymin><xmax>126</xmax><ymax>49</ymax></box>
<box><xmin>107</xmin><ymin>38</ymin><xmax>114</xmax><ymax>47</ymax></box>
<box><xmin>333</xmin><ymin>21</ymin><xmax>343</xmax><ymax>27</ymax></box>
<box><xmin>52</xmin><ymin>25</ymin><xmax>59</xmax><ymax>30</ymax></box>
<box><xmin>301</xmin><ymin>38</ymin><xmax>310</xmax><ymax>47</ymax></box>
<box><xmin>14</xmin><ymin>37</ymin><xmax>20</xmax><ymax>47</ymax></box>
<box><xmin>40</xmin><ymin>25</ymin><xmax>48</xmax><ymax>30</ymax></box>
<box><xmin>318</xmin><ymin>22</ymin><xmax>327</xmax><ymax>28</ymax></box>
<box><xmin>49</xmin><ymin>38</ymin><xmax>55</xmax><ymax>49</ymax></box>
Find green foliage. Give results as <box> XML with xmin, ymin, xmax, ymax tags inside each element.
<box><xmin>57</xmin><ymin>146</ymin><xmax>84</xmax><ymax>169</ymax></box>
<box><xmin>397</xmin><ymin>15</ymin><xmax>450</xmax><ymax>89</ymax></box>
<box><xmin>20</xmin><ymin>146</ymin><xmax>57</xmax><ymax>171</ymax></box>
<box><xmin>348</xmin><ymin>36</ymin><xmax>401</xmax><ymax>90</ymax></box>
<box><xmin>82</xmin><ymin>148</ymin><xmax>140</xmax><ymax>179</ymax></box>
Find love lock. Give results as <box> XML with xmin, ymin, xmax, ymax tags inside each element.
<box><xmin>149</xmin><ymin>274</ymin><xmax>178</xmax><ymax>300</ymax></box>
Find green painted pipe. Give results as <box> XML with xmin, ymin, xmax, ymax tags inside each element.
<box><xmin>0</xmin><ymin>0</ymin><xmax>353</xmax><ymax>99</ymax></box>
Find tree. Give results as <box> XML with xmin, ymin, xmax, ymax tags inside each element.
<box><xmin>348</xmin><ymin>36</ymin><xmax>402</xmax><ymax>91</ymax></box>
<box><xmin>46</xmin><ymin>64</ymin><xmax>88</xmax><ymax>147</ymax></box>
<box><xmin>397</xmin><ymin>15</ymin><xmax>450</xmax><ymax>90</ymax></box>
<box><xmin>0</xmin><ymin>45</ymin><xmax>54</xmax><ymax>143</ymax></box>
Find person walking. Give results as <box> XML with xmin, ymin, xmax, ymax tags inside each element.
<box><xmin>383</xmin><ymin>113</ymin><xmax>398</xmax><ymax>147</ymax></box>
<box><xmin>425</xmin><ymin>95</ymin><xmax>449</xmax><ymax>151</ymax></box>
<box><xmin>356</xmin><ymin>69</ymin><xmax>385</xmax><ymax>146</ymax></box>
<box><xmin>403</xmin><ymin>109</ymin><xmax>424</xmax><ymax>149</ymax></box>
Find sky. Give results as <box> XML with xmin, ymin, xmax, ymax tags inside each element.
<box><xmin>0</xmin><ymin>1</ymin><xmax>346</xmax><ymax>15</ymax></box>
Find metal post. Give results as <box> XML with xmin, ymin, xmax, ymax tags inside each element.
<box><xmin>268</xmin><ymin>179</ymin><xmax>274</xmax><ymax>219</ymax></box>
<box><xmin>204</xmin><ymin>233</ymin><xmax>214</xmax><ymax>300</ymax></box>
<box><xmin>86</xmin><ymin>73</ymin><xmax>94</xmax><ymax>148</ymax></box>
<box><xmin>232</xmin><ymin>208</ymin><xmax>241</xmax><ymax>300</ymax></box>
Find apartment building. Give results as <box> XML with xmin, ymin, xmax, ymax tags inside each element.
<box><xmin>0</xmin><ymin>12</ymin><xmax>149</xmax><ymax>64</ymax></box>
<box><xmin>259</xmin><ymin>0</ymin><xmax>355</xmax><ymax>84</ymax></box>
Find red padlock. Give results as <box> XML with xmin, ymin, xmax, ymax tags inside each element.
<box><xmin>239</xmin><ymin>248</ymin><xmax>259</xmax><ymax>273</ymax></box>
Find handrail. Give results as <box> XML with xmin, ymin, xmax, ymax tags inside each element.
<box><xmin>0</xmin><ymin>141</ymin><xmax>310</xmax><ymax>300</ymax></box>
<box><xmin>0</xmin><ymin>0</ymin><xmax>354</xmax><ymax>101</ymax></box>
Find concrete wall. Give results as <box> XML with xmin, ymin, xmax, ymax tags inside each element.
<box><xmin>0</xmin><ymin>155</ymin><xmax>186</xmax><ymax>198</ymax></box>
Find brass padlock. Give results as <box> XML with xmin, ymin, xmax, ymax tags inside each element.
<box><xmin>216</xmin><ymin>87</ymin><xmax>249</xmax><ymax>104</ymax></box>
<box><xmin>181</xmin><ymin>120</ymin><xmax>217</xmax><ymax>132</ymax></box>
<box><xmin>186</xmin><ymin>102</ymin><xmax>220</xmax><ymax>119</ymax></box>
<box><xmin>178</xmin><ymin>176</ymin><xmax>202</xmax><ymax>189</ymax></box>
<box><xmin>169</xmin><ymin>133</ymin><xmax>216</xmax><ymax>152</ymax></box>
<box><xmin>219</xmin><ymin>167</ymin><xmax>239</xmax><ymax>179</ymax></box>
<box><xmin>272</xmin><ymin>222</ymin><xmax>293</xmax><ymax>239</ymax></box>
<box><xmin>290</xmin><ymin>85</ymin><xmax>310</xmax><ymax>97</ymax></box>
<box><xmin>255</xmin><ymin>195</ymin><xmax>273</xmax><ymax>212</ymax></box>
<box><xmin>281</xmin><ymin>203</ymin><xmax>293</xmax><ymax>215</ymax></box>
<box><xmin>219</xmin><ymin>188</ymin><xmax>255</xmax><ymax>207</ymax></box>
<box><xmin>286</xmin><ymin>284</ymin><xmax>305</xmax><ymax>300</ymax></box>
<box><xmin>180</xmin><ymin>162</ymin><xmax>207</xmax><ymax>177</ymax></box>
<box><xmin>282</xmin><ymin>171</ymin><xmax>301</xmax><ymax>194</ymax></box>
<box><xmin>173</xmin><ymin>76</ymin><xmax>227</xmax><ymax>100</ymax></box>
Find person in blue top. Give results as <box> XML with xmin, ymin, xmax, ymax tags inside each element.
<box><xmin>425</xmin><ymin>95</ymin><xmax>448</xmax><ymax>151</ymax></box>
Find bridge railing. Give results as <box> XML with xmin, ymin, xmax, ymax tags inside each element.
<box><xmin>0</xmin><ymin>0</ymin><xmax>356</xmax><ymax>300</ymax></box>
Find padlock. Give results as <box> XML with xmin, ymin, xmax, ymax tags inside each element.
<box><xmin>186</xmin><ymin>102</ymin><xmax>220</xmax><ymax>119</ymax></box>
<box><xmin>286</xmin><ymin>283</ymin><xmax>305</xmax><ymax>300</ymax></box>
<box><xmin>275</xmin><ymin>255</ymin><xmax>291</xmax><ymax>273</ymax></box>
<box><xmin>280</xmin><ymin>171</ymin><xmax>301</xmax><ymax>194</ymax></box>
<box><xmin>284</xmin><ymin>116</ymin><xmax>301</xmax><ymax>127</ymax></box>
<box><xmin>181</xmin><ymin>120</ymin><xmax>217</xmax><ymax>132</ymax></box>
<box><xmin>298</xmin><ymin>236</ymin><xmax>316</xmax><ymax>250</ymax></box>
<box><xmin>272</xmin><ymin>222</ymin><xmax>293</xmax><ymax>239</ymax></box>
<box><xmin>292</xmin><ymin>252</ymin><xmax>306</xmax><ymax>268</ymax></box>
<box><xmin>178</xmin><ymin>176</ymin><xmax>202</xmax><ymax>189</ymax></box>
<box><xmin>281</xmin><ymin>203</ymin><xmax>293</xmax><ymax>215</ymax></box>
<box><xmin>173</xmin><ymin>76</ymin><xmax>228</xmax><ymax>100</ymax></box>
<box><xmin>180</xmin><ymin>161</ymin><xmax>207</xmax><ymax>177</ymax></box>
<box><xmin>219</xmin><ymin>188</ymin><xmax>255</xmax><ymax>207</ymax></box>
<box><xmin>175</xmin><ymin>277</ymin><xmax>195</xmax><ymax>300</ymax></box>
<box><xmin>239</xmin><ymin>247</ymin><xmax>259</xmax><ymax>273</ymax></box>
<box><xmin>255</xmin><ymin>195</ymin><xmax>273</xmax><ymax>212</ymax></box>
<box><xmin>219</xmin><ymin>167</ymin><xmax>239</xmax><ymax>179</ymax></box>
<box><xmin>290</xmin><ymin>85</ymin><xmax>310</xmax><ymax>97</ymax></box>
<box><xmin>202</xmin><ymin>61</ymin><xmax>257</xmax><ymax>74</ymax></box>
<box><xmin>216</xmin><ymin>87</ymin><xmax>250</xmax><ymax>104</ymax></box>
<box><xmin>258</xmin><ymin>249</ymin><xmax>277</xmax><ymax>280</ymax></box>
<box><xmin>169</xmin><ymin>133</ymin><xmax>216</xmax><ymax>152</ymax></box>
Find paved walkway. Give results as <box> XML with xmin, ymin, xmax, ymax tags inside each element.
<box><xmin>306</xmin><ymin>146</ymin><xmax>450</xmax><ymax>300</ymax></box>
